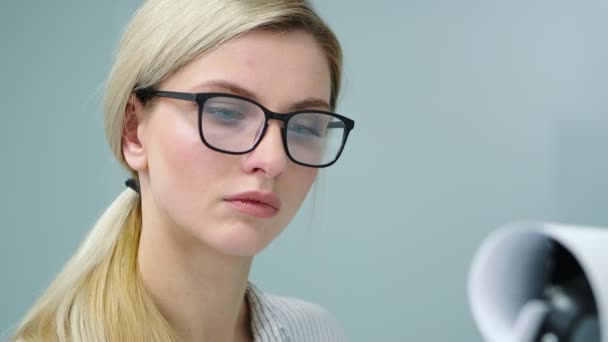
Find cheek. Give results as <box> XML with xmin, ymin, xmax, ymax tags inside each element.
<box><xmin>146</xmin><ymin>112</ymin><xmax>225</xmax><ymax>219</ymax></box>
<box><xmin>282</xmin><ymin>167</ymin><xmax>318</xmax><ymax>211</ymax></box>
<box><xmin>153</xmin><ymin>114</ymin><xmax>200</xmax><ymax>178</ymax></box>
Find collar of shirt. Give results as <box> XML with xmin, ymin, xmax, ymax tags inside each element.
<box><xmin>246</xmin><ymin>282</ymin><xmax>292</xmax><ymax>342</ymax></box>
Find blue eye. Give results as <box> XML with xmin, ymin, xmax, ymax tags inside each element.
<box><xmin>288</xmin><ymin>123</ymin><xmax>323</xmax><ymax>138</ymax></box>
<box><xmin>205</xmin><ymin>106</ymin><xmax>246</xmax><ymax>122</ymax></box>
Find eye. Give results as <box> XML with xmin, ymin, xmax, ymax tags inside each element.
<box><xmin>288</xmin><ymin>123</ymin><xmax>324</xmax><ymax>137</ymax></box>
<box><xmin>287</xmin><ymin>113</ymin><xmax>331</xmax><ymax>139</ymax></box>
<box><xmin>205</xmin><ymin>106</ymin><xmax>246</xmax><ymax>122</ymax></box>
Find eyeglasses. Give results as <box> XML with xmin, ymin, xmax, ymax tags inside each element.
<box><xmin>135</xmin><ymin>88</ymin><xmax>355</xmax><ymax>168</ymax></box>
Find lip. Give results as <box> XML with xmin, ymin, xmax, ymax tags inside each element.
<box><xmin>224</xmin><ymin>191</ymin><xmax>282</xmax><ymax>218</ymax></box>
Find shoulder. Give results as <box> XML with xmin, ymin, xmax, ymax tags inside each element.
<box><xmin>260</xmin><ymin>292</ymin><xmax>348</xmax><ymax>342</ymax></box>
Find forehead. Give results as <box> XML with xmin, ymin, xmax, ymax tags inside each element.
<box><xmin>160</xmin><ymin>29</ymin><xmax>332</xmax><ymax>111</ymax></box>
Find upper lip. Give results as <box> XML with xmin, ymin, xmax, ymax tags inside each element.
<box><xmin>224</xmin><ymin>191</ymin><xmax>282</xmax><ymax>211</ymax></box>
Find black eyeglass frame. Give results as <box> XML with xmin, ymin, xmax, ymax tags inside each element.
<box><xmin>136</xmin><ymin>88</ymin><xmax>355</xmax><ymax>168</ymax></box>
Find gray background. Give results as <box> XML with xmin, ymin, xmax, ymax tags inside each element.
<box><xmin>1</xmin><ymin>1</ymin><xmax>607</xmax><ymax>341</ymax></box>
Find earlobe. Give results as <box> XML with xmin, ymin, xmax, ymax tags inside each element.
<box><xmin>122</xmin><ymin>94</ymin><xmax>148</xmax><ymax>171</ymax></box>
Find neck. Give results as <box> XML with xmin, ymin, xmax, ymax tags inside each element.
<box><xmin>137</xmin><ymin>194</ymin><xmax>254</xmax><ymax>342</ymax></box>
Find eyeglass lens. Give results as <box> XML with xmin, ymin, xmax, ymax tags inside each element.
<box><xmin>200</xmin><ymin>96</ymin><xmax>346</xmax><ymax>166</ymax></box>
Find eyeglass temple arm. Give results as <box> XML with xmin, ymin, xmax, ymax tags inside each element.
<box><xmin>135</xmin><ymin>88</ymin><xmax>198</xmax><ymax>102</ymax></box>
<box><xmin>151</xmin><ymin>90</ymin><xmax>198</xmax><ymax>102</ymax></box>
<box><xmin>328</xmin><ymin>122</ymin><xmax>348</xmax><ymax>129</ymax></box>
<box><xmin>329</xmin><ymin>117</ymin><xmax>355</xmax><ymax>130</ymax></box>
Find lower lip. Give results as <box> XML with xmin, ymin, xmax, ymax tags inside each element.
<box><xmin>224</xmin><ymin>199</ymin><xmax>278</xmax><ymax>218</ymax></box>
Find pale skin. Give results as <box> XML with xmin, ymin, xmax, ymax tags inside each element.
<box><xmin>122</xmin><ymin>29</ymin><xmax>332</xmax><ymax>342</ymax></box>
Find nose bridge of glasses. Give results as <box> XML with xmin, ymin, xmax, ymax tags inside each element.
<box><xmin>265</xmin><ymin>110</ymin><xmax>290</xmax><ymax>128</ymax></box>
<box><xmin>251</xmin><ymin>119</ymin><xmax>289</xmax><ymax>168</ymax></box>
<box><xmin>259</xmin><ymin>119</ymin><xmax>284</xmax><ymax>144</ymax></box>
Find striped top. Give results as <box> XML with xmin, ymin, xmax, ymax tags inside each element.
<box><xmin>247</xmin><ymin>283</ymin><xmax>347</xmax><ymax>342</ymax></box>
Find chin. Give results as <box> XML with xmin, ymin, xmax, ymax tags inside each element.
<box><xmin>209</xmin><ymin>223</ymin><xmax>279</xmax><ymax>257</ymax></box>
<box><xmin>216</xmin><ymin>240</ymin><xmax>270</xmax><ymax>257</ymax></box>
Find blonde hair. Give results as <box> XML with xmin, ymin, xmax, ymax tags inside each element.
<box><xmin>12</xmin><ymin>0</ymin><xmax>342</xmax><ymax>341</ymax></box>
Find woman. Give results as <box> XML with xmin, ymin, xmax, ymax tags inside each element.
<box><xmin>13</xmin><ymin>0</ymin><xmax>354</xmax><ymax>341</ymax></box>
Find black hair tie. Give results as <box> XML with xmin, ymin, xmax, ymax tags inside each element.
<box><xmin>125</xmin><ymin>178</ymin><xmax>140</xmax><ymax>194</ymax></box>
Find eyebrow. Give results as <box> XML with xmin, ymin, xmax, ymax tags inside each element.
<box><xmin>193</xmin><ymin>80</ymin><xmax>331</xmax><ymax>112</ymax></box>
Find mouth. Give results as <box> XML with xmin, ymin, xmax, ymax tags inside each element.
<box><xmin>224</xmin><ymin>191</ymin><xmax>282</xmax><ymax>218</ymax></box>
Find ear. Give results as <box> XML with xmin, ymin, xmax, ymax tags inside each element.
<box><xmin>122</xmin><ymin>94</ymin><xmax>148</xmax><ymax>172</ymax></box>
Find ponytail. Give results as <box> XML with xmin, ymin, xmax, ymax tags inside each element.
<box><xmin>12</xmin><ymin>189</ymin><xmax>179</xmax><ymax>342</ymax></box>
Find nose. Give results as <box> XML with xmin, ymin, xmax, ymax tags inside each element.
<box><xmin>242</xmin><ymin>121</ymin><xmax>288</xmax><ymax>178</ymax></box>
